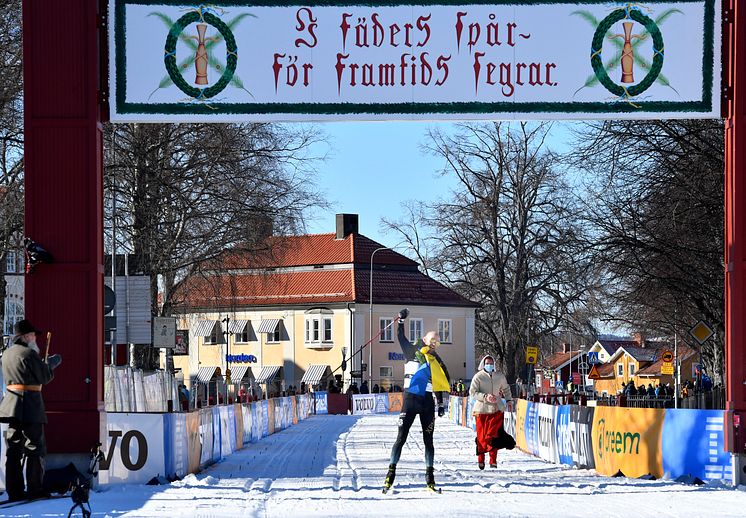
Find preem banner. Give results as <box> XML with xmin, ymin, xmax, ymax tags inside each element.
<box><xmin>592</xmin><ymin>406</ymin><xmax>665</xmax><ymax>478</ymax></box>
<box><xmin>110</xmin><ymin>0</ymin><xmax>720</xmax><ymax>121</ymax></box>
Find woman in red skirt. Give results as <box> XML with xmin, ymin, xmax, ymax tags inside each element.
<box><xmin>469</xmin><ymin>355</ymin><xmax>513</xmax><ymax>469</ymax></box>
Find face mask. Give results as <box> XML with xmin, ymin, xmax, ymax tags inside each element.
<box><xmin>484</xmin><ymin>364</ymin><xmax>495</xmax><ymax>373</ymax></box>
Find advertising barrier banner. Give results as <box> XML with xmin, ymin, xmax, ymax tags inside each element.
<box><xmin>555</xmin><ymin>405</ymin><xmax>573</xmax><ymax>466</ymax></box>
<box><xmin>388</xmin><ymin>393</ymin><xmax>404</xmax><ymax>414</ymax></box>
<box><xmin>186</xmin><ymin>411</ymin><xmax>201</xmax><ymax>474</ymax></box>
<box><xmin>352</xmin><ymin>394</ymin><xmax>376</xmax><ymax>415</ymax></box>
<box><xmin>592</xmin><ymin>406</ymin><xmax>665</xmax><ymax>478</ymax></box>
<box><xmin>314</xmin><ymin>391</ymin><xmax>328</xmax><ymax>415</ymax></box>
<box><xmin>212</xmin><ymin>407</ymin><xmax>222</xmax><ymax>462</ymax></box>
<box><xmin>164</xmin><ymin>413</ymin><xmax>188</xmax><ymax>480</ymax></box>
<box><xmin>662</xmin><ymin>409</ymin><xmax>731</xmax><ymax>482</ymax></box>
<box><xmin>262</xmin><ymin>400</ymin><xmax>271</xmax><ymax>437</ymax></box>
<box><xmin>537</xmin><ymin>403</ymin><xmax>558</xmax><ymax>463</ymax></box>
<box><xmin>514</xmin><ymin>399</ymin><xmax>529</xmax><ymax>453</ymax></box>
<box><xmin>100</xmin><ymin>413</ymin><xmax>166</xmax><ymax>485</ymax></box>
<box><xmin>524</xmin><ymin>402</ymin><xmax>540</xmax><ymax>456</ymax></box>
<box><xmin>221</xmin><ymin>406</ymin><xmax>235</xmax><ymax>456</ymax></box>
<box><xmin>233</xmin><ymin>404</ymin><xmax>244</xmax><ymax>450</ymax></box>
<box><xmin>570</xmin><ymin>405</ymin><xmax>596</xmax><ymax>469</ymax></box>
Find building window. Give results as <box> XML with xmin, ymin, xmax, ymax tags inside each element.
<box><xmin>629</xmin><ymin>364</ymin><xmax>636</xmax><ymax>376</ymax></box>
<box><xmin>267</xmin><ymin>324</ymin><xmax>282</xmax><ymax>344</ymax></box>
<box><xmin>438</xmin><ymin>319</ymin><xmax>452</xmax><ymax>343</ymax></box>
<box><xmin>305</xmin><ymin>316</ymin><xmax>332</xmax><ymax>344</ymax></box>
<box><xmin>234</xmin><ymin>324</ymin><xmax>250</xmax><ymax>344</ymax></box>
<box><xmin>380</xmin><ymin>318</ymin><xmax>393</xmax><ymax>342</ymax></box>
<box><xmin>409</xmin><ymin>319</ymin><xmax>423</xmax><ymax>342</ymax></box>
<box><xmin>6</xmin><ymin>252</ymin><xmax>17</xmax><ymax>273</ymax></box>
<box><xmin>380</xmin><ymin>366</ymin><xmax>393</xmax><ymax>379</ymax></box>
<box><xmin>617</xmin><ymin>364</ymin><xmax>623</xmax><ymax>376</ymax></box>
<box><xmin>204</xmin><ymin>323</ymin><xmax>222</xmax><ymax>345</ymax></box>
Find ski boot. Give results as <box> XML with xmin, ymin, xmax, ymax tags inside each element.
<box><xmin>382</xmin><ymin>464</ymin><xmax>396</xmax><ymax>494</ymax></box>
<box><xmin>425</xmin><ymin>467</ymin><xmax>441</xmax><ymax>493</ymax></box>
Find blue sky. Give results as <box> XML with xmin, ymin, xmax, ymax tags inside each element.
<box><xmin>305</xmin><ymin>121</ymin><xmax>577</xmax><ymax>246</ymax></box>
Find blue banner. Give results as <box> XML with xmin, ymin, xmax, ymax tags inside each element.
<box><xmin>315</xmin><ymin>391</ymin><xmax>328</xmax><ymax>415</ymax></box>
<box><xmin>662</xmin><ymin>409</ymin><xmax>731</xmax><ymax>483</ymax></box>
<box><xmin>555</xmin><ymin>405</ymin><xmax>573</xmax><ymax>466</ymax></box>
<box><xmin>227</xmin><ymin>406</ymin><xmax>237</xmax><ymax>452</ymax></box>
<box><xmin>261</xmin><ymin>400</ymin><xmax>270</xmax><ymax>437</ymax></box>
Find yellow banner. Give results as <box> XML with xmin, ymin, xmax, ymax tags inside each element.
<box><xmin>514</xmin><ymin>399</ymin><xmax>529</xmax><ymax>452</ymax></box>
<box><xmin>592</xmin><ymin>407</ymin><xmax>664</xmax><ymax>478</ymax></box>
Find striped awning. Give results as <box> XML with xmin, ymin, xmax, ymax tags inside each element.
<box><xmin>257</xmin><ymin>319</ymin><xmax>281</xmax><ymax>333</ymax></box>
<box><xmin>301</xmin><ymin>364</ymin><xmax>331</xmax><ymax>385</ymax></box>
<box><xmin>194</xmin><ymin>320</ymin><xmax>218</xmax><ymax>337</ymax></box>
<box><xmin>196</xmin><ymin>366</ymin><xmax>219</xmax><ymax>382</ymax></box>
<box><xmin>228</xmin><ymin>365</ymin><xmax>252</xmax><ymax>382</ymax></box>
<box><xmin>228</xmin><ymin>320</ymin><xmax>249</xmax><ymax>334</ymax></box>
<box><xmin>254</xmin><ymin>365</ymin><xmax>281</xmax><ymax>384</ymax></box>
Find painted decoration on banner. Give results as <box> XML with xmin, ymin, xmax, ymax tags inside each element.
<box><xmin>514</xmin><ymin>399</ymin><xmax>529</xmax><ymax>453</ymax></box>
<box><xmin>99</xmin><ymin>413</ymin><xmax>166</xmax><ymax>485</ymax></box>
<box><xmin>211</xmin><ymin>407</ymin><xmax>222</xmax><ymax>462</ymax></box>
<box><xmin>388</xmin><ymin>392</ymin><xmax>404</xmax><ymax>413</ymax></box>
<box><xmin>110</xmin><ymin>0</ymin><xmax>720</xmax><ymax>122</ymax></box>
<box><xmin>555</xmin><ymin>405</ymin><xmax>573</xmax><ymax>466</ymax></box>
<box><xmin>592</xmin><ymin>406</ymin><xmax>665</xmax><ymax>478</ymax></box>
<box><xmin>661</xmin><ymin>409</ymin><xmax>731</xmax><ymax>482</ymax></box>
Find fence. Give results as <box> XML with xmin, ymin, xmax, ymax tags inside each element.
<box><xmin>104</xmin><ymin>366</ymin><xmax>179</xmax><ymax>412</ymax></box>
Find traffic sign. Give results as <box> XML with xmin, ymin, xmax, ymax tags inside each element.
<box><xmin>661</xmin><ymin>362</ymin><xmax>674</xmax><ymax>375</ymax></box>
<box><xmin>555</xmin><ymin>380</ymin><xmax>564</xmax><ymax>390</ymax></box>
<box><xmin>587</xmin><ymin>351</ymin><xmax>600</xmax><ymax>365</ymax></box>
<box><xmin>661</xmin><ymin>350</ymin><xmax>674</xmax><ymax>363</ymax></box>
<box><xmin>690</xmin><ymin>321</ymin><xmax>714</xmax><ymax>345</ymax></box>
<box><xmin>572</xmin><ymin>372</ymin><xmax>581</xmax><ymax>384</ymax></box>
<box><xmin>587</xmin><ymin>364</ymin><xmax>601</xmax><ymax>380</ymax></box>
<box><xmin>526</xmin><ymin>346</ymin><xmax>538</xmax><ymax>364</ymax></box>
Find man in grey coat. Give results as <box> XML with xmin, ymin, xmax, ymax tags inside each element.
<box><xmin>0</xmin><ymin>319</ymin><xmax>61</xmax><ymax>501</ymax></box>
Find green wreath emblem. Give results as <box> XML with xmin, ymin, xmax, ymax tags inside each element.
<box><xmin>590</xmin><ymin>7</ymin><xmax>664</xmax><ymax>99</ymax></box>
<box><xmin>164</xmin><ymin>11</ymin><xmax>238</xmax><ymax>99</ymax></box>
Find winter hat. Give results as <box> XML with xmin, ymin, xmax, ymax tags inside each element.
<box><xmin>14</xmin><ymin>319</ymin><xmax>40</xmax><ymax>336</ymax></box>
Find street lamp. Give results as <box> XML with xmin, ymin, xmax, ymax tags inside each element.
<box><xmin>369</xmin><ymin>246</ymin><xmax>392</xmax><ymax>389</ymax></box>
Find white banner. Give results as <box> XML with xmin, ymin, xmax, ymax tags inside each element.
<box><xmin>100</xmin><ymin>413</ymin><xmax>166</xmax><ymax>485</ymax></box>
<box><xmin>352</xmin><ymin>394</ymin><xmax>390</xmax><ymax>414</ymax></box>
<box><xmin>110</xmin><ymin>1</ymin><xmax>720</xmax><ymax>121</ymax></box>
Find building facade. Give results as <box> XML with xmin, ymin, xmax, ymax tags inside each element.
<box><xmin>172</xmin><ymin>215</ymin><xmax>478</xmax><ymax>395</ymax></box>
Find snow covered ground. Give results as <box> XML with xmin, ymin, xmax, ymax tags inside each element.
<box><xmin>3</xmin><ymin>414</ymin><xmax>746</xmax><ymax>517</ymax></box>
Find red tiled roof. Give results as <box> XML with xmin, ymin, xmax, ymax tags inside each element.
<box><xmin>540</xmin><ymin>351</ymin><xmax>584</xmax><ymax>370</ymax></box>
<box><xmin>175</xmin><ymin>270</ymin><xmax>356</xmax><ymax>308</ymax></box>
<box><xmin>216</xmin><ymin>233</ymin><xmax>416</xmax><ymax>269</ymax></box>
<box><xmin>175</xmin><ymin>232</ymin><xmax>476</xmax><ymax>309</ymax></box>
<box><xmin>354</xmin><ymin>269</ymin><xmax>477</xmax><ymax>307</ymax></box>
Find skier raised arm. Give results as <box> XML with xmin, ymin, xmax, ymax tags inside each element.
<box><xmin>383</xmin><ymin>308</ymin><xmax>451</xmax><ymax>493</ymax></box>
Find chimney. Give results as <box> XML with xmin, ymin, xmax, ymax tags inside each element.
<box><xmin>562</xmin><ymin>343</ymin><xmax>570</xmax><ymax>354</ymax></box>
<box><xmin>335</xmin><ymin>213</ymin><xmax>359</xmax><ymax>239</ymax></box>
<box><xmin>632</xmin><ymin>332</ymin><xmax>645</xmax><ymax>347</ymax></box>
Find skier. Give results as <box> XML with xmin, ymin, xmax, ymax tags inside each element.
<box><xmin>383</xmin><ymin>309</ymin><xmax>451</xmax><ymax>494</ymax></box>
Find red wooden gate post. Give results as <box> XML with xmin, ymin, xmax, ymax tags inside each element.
<box><xmin>22</xmin><ymin>0</ymin><xmax>105</xmax><ymax>453</ymax></box>
<box><xmin>724</xmin><ymin>0</ymin><xmax>746</xmax><ymax>462</ymax></box>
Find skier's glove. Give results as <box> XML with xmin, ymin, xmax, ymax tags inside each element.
<box><xmin>397</xmin><ymin>308</ymin><xmax>409</xmax><ymax>323</ymax></box>
<box><xmin>438</xmin><ymin>405</ymin><xmax>445</xmax><ymax>417</ymax></box>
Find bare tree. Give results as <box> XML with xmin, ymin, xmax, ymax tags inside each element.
<box><xmin>385</xmin><ymin>122</ymin><xmax>592</xmax><ymax>381</ymax></box>
<box><xmin>104</xmin><ymin>122</ymin><xmax>328</xmax><ymax>367</ymax></box>
<box><xmin>0</xmin><ymin>2</ymin><xmax>24</xmax><ymax>333</ymax></box>
<box><xmin>571</xmin><ymin>119</ymin><xmax>724</xmax><ymax>382</ymax></box>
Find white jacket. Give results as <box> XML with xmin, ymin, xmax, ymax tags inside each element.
<box><xmin>469</xmin><ymin>356</ymin><xmax>512</xmax><ymax>414</ymax></box>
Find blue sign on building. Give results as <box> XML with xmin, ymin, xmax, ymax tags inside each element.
<box><xmin>226</xmin><ymin>353</ymin><xmax>257</xmax><ymax>363</ymax></box>
<box><xmin>388</xmin><ymin>352</ymin><xmax>405</xmax><ymax>361</ymax></box>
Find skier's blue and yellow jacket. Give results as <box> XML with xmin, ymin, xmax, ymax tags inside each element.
<box><xmin>397</xmin><ymin>321</ymin><xmax>451</xmax><ymax>405</ymax></box>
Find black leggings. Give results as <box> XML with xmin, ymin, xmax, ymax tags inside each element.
<box><xmin>389</xmin><ymin>392</ymin><xmax>435</xmax><ymax>468</ymax></box>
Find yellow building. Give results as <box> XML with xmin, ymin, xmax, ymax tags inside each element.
<box><xmin>172</xmin><ymin>214</ymin><xmax>478</xmax><ymax>396</ymax></box>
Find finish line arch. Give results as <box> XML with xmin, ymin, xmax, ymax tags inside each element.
<box><xmin>21</xmin><ymin>1</ymin><xmax>742</xmax><ymax>473</ymax></box>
